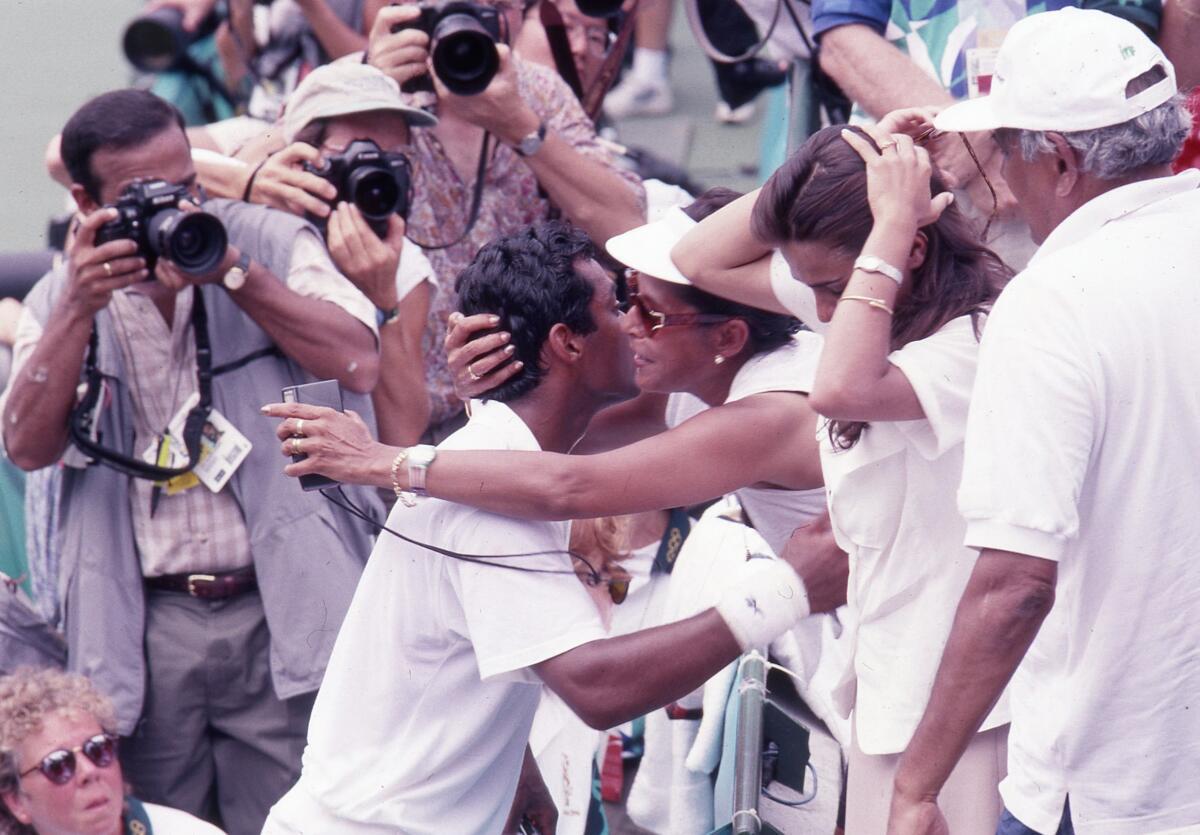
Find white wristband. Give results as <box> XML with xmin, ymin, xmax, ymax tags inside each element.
<box><xmin>715</xmin><ymin>557</ymin><xmax>811</xmax><ymax>651</ymax></box>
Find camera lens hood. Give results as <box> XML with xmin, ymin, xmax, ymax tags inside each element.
<box><xmin>347</xmin><ymin>166</ymin><xmax>403</xmax><ymax>221</ymax></box>
<box><xmin>123</xmin><ymin>8</ymin><xmax>193</xmax><ymax>72</ymax></box>
<box><xmin>150</xmin><ymin>210</ymin><xmax>229</xmax><ymax>276</ymax></box>
<box><xmin>575</xmin><ymin>0</ymin><xmax>624</xmax><ymax>18</ymax></box>
<box><xmin>431</xmin><ymin>13</ymin><xmax>500</xmax><ymax>96</ymax></box>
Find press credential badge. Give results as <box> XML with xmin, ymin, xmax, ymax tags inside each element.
<box><xmin>160</xmin><ymin>393</ymin><xmax>253</xmax><ymax>492</ymax></box>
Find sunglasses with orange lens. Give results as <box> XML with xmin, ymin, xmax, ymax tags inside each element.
<box><xmin>624</xmin><ymin>272</ymin><xmax>732</xmax><ymax>336</ymax></box>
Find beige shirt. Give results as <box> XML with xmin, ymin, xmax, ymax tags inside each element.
<box><xmin>2</xmin><ymin>229</ymin><xmax>376</xmax><ymax>577</ymax></box>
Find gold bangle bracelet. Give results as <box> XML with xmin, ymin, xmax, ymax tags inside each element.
<box><xmin>390</xmin><ymin>449</ymin><xmax>416</xmax><ymax>507</ymax></box>
<box><xmin>840</xmin><ymin>294</ymin><xmax>895</xmax><ymax>316</ymax></box>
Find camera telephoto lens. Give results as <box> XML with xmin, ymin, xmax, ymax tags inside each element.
<box><xmin>431</xmin><ymin>14</ymin><xmax>500</xmax><ymax>95</ymax></box>
<box><xmin>348</xmin><ymin>168</ymin><xmax>402</xmax><ymax>222</ymax></box>
<box><xmin>148</xmin><ymin>209</ymin><xmax>228</xmax><ymax>275</ymax></box>
<box><xmin>123</xmin><ymin>8</ymin><xmax>190</xmax><ymax>72</ymax></box>
<box><xmin>574</xmin><ymin>0</ymin><xmax>623</xmax><ymax>17</ymax></box>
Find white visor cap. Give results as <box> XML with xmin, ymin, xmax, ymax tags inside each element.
<box><xmin>604</xmin><ymin>207</ymin><xmax>698</xmax><ymax>284</ymax></box>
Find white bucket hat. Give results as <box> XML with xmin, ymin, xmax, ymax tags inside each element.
<box><xmin>935</xmin><ymin>7</ymin><xmax>1176</xmax><ymax>134</ymax></box>
<box><xmin>283</xmin><ymin>60</ymin><xmax>437</xmax><ymax>143</ymax></box>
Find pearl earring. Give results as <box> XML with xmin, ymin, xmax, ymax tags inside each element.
<box><xmin>714</xmin><ymin>354</ymin><xmax>725</xmax><ymax>366</ymax></box>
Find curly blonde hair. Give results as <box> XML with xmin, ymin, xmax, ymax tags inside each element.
<box><xmin>0</xmin><ymin>667</ymin><xmax>116</xmax><ymax>828</ymax></box>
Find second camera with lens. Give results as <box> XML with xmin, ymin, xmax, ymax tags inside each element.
<box><xmin>303</xmin><ymin>139</ymin><xmax>413</xmax><ymax>238</ymax></box>
<box><xmin>95</xmin><ymin>180</ymin><xmax>228</xmax><ymax>276</ymax></box>
<box><xmin>393</xmin><ymin>1</ymin><xmax>504</xmax><ymax>96</ymax></box>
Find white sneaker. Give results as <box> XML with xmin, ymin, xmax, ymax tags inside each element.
<box><xmin>715</xmin><ymin>100</ymin><xmax>756</xmax><ymax>125</ymax></box>
<box><xmin>604</xmin><ymin>74</ymin><xmax>674</xmax><ymax>119</ymax></box>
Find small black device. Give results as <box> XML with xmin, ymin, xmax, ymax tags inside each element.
<box><xmin>392</xmin><ymin>1</ymin><xmax>504</xmax><ymax>96</ymax></box>
<box><xmin>122</xmin><ymin>7</ymin><xmax>220</xmax><ymax>73</ymax></box>
<box><xmin>575</xmin><ymin>0</ymin><xmax>623</xmax><ymax>18</ymax></box>
<box><xmin>280</xmin><ymin>380</ymin><xmax>343</xmax><ymax>492</ymax></box>
<box><xmin>94</xmin><ymin>180</ymin><xmax>228</xmax><ymax>276</ymax></box>
<box><xmin>303</xmin><ymin>139</ymin><xmax>412</xmax><ymax>239</ymax></box>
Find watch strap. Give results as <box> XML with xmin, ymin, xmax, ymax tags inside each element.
<box><xmin>514</xmin><ymin>122</ymin><xmax>547</xmax><ymax>157</ymax></box>
<box><xmin>405</xmin><ymin>444</ymin><xmax>437</xmax><ymax>495</ymax></box>
<box><xmin>853</xmin><ymin>255</ymin><xmax>904</xmax><ymax>285</ymax></box>
<box><xmin>223</xmin><ymin>252</ymin><xmax>251</xmax><ymax>290</ymax></box>
<box><xmin>376</xmin><ymin>305</ymin><xmax>402</xmax><ymax>327</ymax></box>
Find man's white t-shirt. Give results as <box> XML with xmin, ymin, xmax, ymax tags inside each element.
<box><xmin>958</xmin><ymin>170</ymin><xmax>1200</xmax><ymax>834</ymax></box>
<box><xmin>264</xmin><ymin>400</ymin><xmax>606</xmax><ymax>835</ymax></box>
<box><xmin>819</xmin><ymin>314</ymin><xmax>1008</xmax><ymax>755</ymax></box>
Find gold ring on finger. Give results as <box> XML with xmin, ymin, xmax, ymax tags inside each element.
<box><xmin>103</xmin><ymin>262</ymin><xmax>113</xmax><ymax>277</ymax></box>
<box><xmin>879</xmin><ymin>142</ymin><xmax>897</xmax><ymax>152</ymax></box>
<box><xmin>290</xmin><ymin>437</ymin><xmax>303</xmax><ymax>456</ymax></box>
<box><xmin>468</xmin><ymin>364</ymin><xmax>482</xmax><ymax>383</ymax></box>
<box><xmin>295</xmin><ymin>419</ymin><xmax>305</xmax><ymax>436</ymax></box>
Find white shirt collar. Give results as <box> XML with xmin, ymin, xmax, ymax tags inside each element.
<box><xmin>1030</xmin><ymin>169</ymin><xmax>1200</xmax><ymax>265</ymax></box>
<box><xmin>464</xmin><ymin>399</ymin><xmax>543</xmax><ymax>452</ymax></box>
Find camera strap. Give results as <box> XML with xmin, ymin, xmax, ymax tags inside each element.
<box><xmin>68</xmin><ymin>288</ymin><xmax>214</xmax><ymax>481</ymax></box>
<box><xmin>411</xmin><ymin>131</ymin><xmax>491</xmax><ymax>251</ymax></box>
<box><xmin>539</xmin><ymin>1</ymin><xmax>585</xmax><ymax>102</ymax></box>
<box><xmin>582</xmin><ymin>0</ymin><xmax>639</xmax><ymax>123</ymax></box>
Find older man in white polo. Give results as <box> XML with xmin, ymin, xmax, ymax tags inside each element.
<box><xmin>884</xmin><ymin>9</ymin><xmax>1200</xmax><ymax>835</ymax></box>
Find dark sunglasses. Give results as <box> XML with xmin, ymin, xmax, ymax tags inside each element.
<box><xmin>623</xmin><ymin>272</ymin><xmax>731</xmax><ymax>336</ymax></box>
<box><xmin>19</xmin><ymin>733</ymin><xmax>118</xmax><ymax>785</ymax></box>
<box><xmin>574</xmin><ymin>556</ymin><xmax>631</xmax><ymax>604</ymax></box>
<box><xmin>913</xmin><ymin>127</ymin><xmax>998</xmax><ymax>241</ymax></box>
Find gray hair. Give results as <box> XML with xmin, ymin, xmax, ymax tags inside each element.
<box><xmin>994</xmin><ymin>93</ymin><xmax>1191</xmax><ymax>180</ymax></box>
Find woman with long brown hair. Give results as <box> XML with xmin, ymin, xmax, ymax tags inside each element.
<box><xmin>673</xmin><ymin>119</ymin><xmax>1013</xmax><ymax>834</ymax></box>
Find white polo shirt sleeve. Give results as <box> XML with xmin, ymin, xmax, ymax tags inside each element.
<box><xmin>284</xmin><ymin>228</ymin><xmax>378</xmax><ymax>336</ymax></box>
<box><xmin>888</xmin><ymin>314</ymin><xmax>983</xmax><ymax>460</ymax></box>
<box><xmin>395</xmin><ymin>239</ymin><xmax>436</xmax><ymax>302</ymax></box>
<box><xmin>769</xmin><ymin>250</ymin><xmax>825</xmax><ymax>333</ymax></box>
<box><xmin>957</xmin><ymin>277</ymin><xmax>1097</xmax><ymax>562</ymax></box>
<box><xmin>0</xmin><ymin>303</ymin><xmax>45</xmax><ymax>443</ymax></box>
<box><xmin>454</xmin><ymin>513</ymin><xmax>606</xmax><ymax>682</ymax></box>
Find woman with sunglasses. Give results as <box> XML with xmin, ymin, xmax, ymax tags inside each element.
<box><xmin>267</xmin><ymin>190</ymin><xmax>855</xmax><ymax>817</ymax></box>
<box><xmin>0</xmin><ymin>667</ymin><xmax>223</xmax><ymax>835</ymax></box>
<box><xmin>279</xmin><ymin>188</ymin><xmax>834</xmax><ymax>559</ymax></box>
<box><xmin>673</xmin><ymin>122</ymin><xmax>1013</xmax><ymax>834</ymax></box>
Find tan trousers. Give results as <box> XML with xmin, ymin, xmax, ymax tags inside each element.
<box><xmin>845</xmin><ymin>720</ymin><xmax>1008</xmax><ymax>835</ymax></box>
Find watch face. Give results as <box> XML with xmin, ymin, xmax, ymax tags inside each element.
<box><xmin>409</xmin><ymin>445</ymin><xmax>437</xmax><ymax>466</ymax></box>
<box><xmin>223</xmin><ymin>267</ymin><xmax>246</xmax><ymax>291</ymax></box>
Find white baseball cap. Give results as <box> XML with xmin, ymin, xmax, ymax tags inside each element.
<box><xmin>605</xmin><ymin>206</ymin><xmax>697</xmax><ymax>285</ymax></box>
<box><xmin>282</xmin><ymin>61</ymin><xmax>437</xmax><ymax>144</ymax></box>
<box><xmin>935</xmin><ymin>8</ymin><xmax>1176</xmax><ymax>134</ymax></box>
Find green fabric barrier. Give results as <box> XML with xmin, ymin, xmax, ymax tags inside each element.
<box><xmin>0</xmin><ymin>459</ymin><xmax>28</xmax><ymax>597</ymax></box>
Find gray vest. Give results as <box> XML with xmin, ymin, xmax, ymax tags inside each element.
<box><xmin>22</xmin><ymin>200</ymin><xmax>382</xmax><ymax>732</ymax></box>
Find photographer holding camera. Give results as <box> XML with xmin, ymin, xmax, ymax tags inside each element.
<box><xmin>235</xmin><ymin>62</ymin><xmax>441</xmax><ymax>445</ymax></box>
<box><xmin>370</xmin><ymin>0</ymin><xmax>646</xmax><ymax>436</ymax></box>
<box><xmin>0</xmin><ymin>89</ymin><xmax>385</xmax><ymax>835</ymax></box>
<box><xmin>131</xmin><ymin>0</ymin><xmax>392</xmax><ymax>126</ymax></box>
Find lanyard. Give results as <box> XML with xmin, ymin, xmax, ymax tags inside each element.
<box><xmin>123</xmin><ymin>796</ymin><xmax>154</xmax><ymax>835</ymax></box>
<box><xmin>653</xmin><ymin>507</ymin><xmax>692</xmax><ymax>575</ymax></box>
<box><xmin>68</xmin><ymin>287</ymin><xmax>213</xmax><ymax>481</ymax></box>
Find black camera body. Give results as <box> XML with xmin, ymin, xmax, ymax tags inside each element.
<box><xmin>303</xmin><ymin>139</ymin><xmax>412</xmax><ymax>239</ymax></box>
<box><xmin>393</xmin><ymin>2</ymin><xmax>504</xmax><ymax>96</ymax></box>
<box><xmin>95</xmin><ymin>180</ymin><xmax>228</xmax><ymax>276</ymax></box>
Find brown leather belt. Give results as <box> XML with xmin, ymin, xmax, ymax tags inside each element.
<box><xmin>145</xmin><ymin>566</ymin><xmax>257</xmax><ymax>600</ymax></box>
